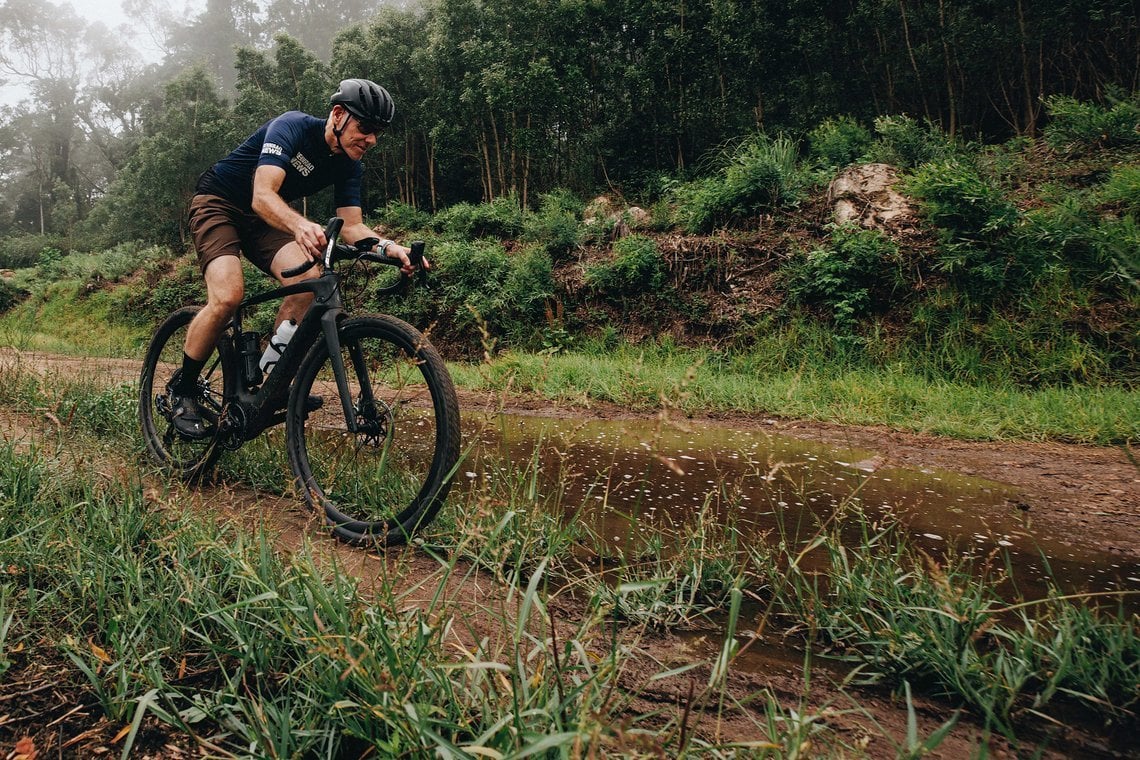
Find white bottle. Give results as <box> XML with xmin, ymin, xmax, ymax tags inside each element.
<box><xmin>259</xmin><ymin>319</ymin><xmax>298</xmax><ymax>374</ymax></box>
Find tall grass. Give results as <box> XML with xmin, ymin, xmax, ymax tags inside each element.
<box><xmin>452</xmin><ymin>344</ymin><xmax>1140</xmax><ymax>444</ymax></box>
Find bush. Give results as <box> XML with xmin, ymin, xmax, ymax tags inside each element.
<box><xmin>373</xmin><ymin>201</ymin><xmax>431</xmax><ymax>233</ymax></box>
<box><xmin>522</xmin><ymin>189</ymin><xmax>583</xmax><ymax>257</ymax></box>
<box><xmin>422</xmin><ymin>239</ymin><xmax>554</xmax><ymax>350</ymax></box>
<box><xmin>0</xmin><ymin>234</ymin><xmax>65</xmax><ymax>270</ymax></box>
<box><xmin>1094</xmin><ymin>165</ymin><xmax>1140</xmax><ymax>216</ymax></box>
<box><xmin>786</xmin><ymin>224</ymin><xmax>902</xmax><ymax>329</ymax></box>
<box><xmin>673</xmin><ymin>135</ymin><xmax>805</xmax><ymax>233</ymax></box>
<box><xmin>808</xmin><ymin>116</ymin><xmax>873</xmax><ymax>168</ymax></box>
<box><xmin>432</xmin><ymin>196</ymin><xmax>526</xmax><ymax>239</ymax></box>
<box><xmin>584</xmin><ymin>234</ymin><xmax>667</xmax><ymax>297</ymax></box>
<box><xmin>869</xmin><ymin>115</ymin><xmax>956</xmax><ymax>168</ymax></box>
<box><xmin>0</xmin><ymin>277</ymin><xmax>27</xmax><ymax>313</ymax></box>
<box><xmin>905</xmin><ymin>159</ymin><xmax>1024</xmax><ymax>299</ymax></box>
<box><xmin>1043</xmin><ymin>94</ymin><xmax>1140</xmax><ymax>154</ymax></box>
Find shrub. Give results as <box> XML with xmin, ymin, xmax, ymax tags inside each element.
<box><xmin>869</xmin><ymin>115</ymin><xmax>956</xmax><ymax>168</ymax></box>
<box><xmin>584</xmin><ymin>234</ymin><xmax>666</xmax><ymax>297</ymax></box>
<box><xmin>1095</xmin><ymin>214</ymin><xmax>1140</xmax><ymax>285</ymax></box>
<box><xmin>905</xmin><ymin>159</ymin><xmax>1024</xmax><ymax>299</ymax></box>
<box><xmin>37</xmin><ymin>247</ymin><xmax>66</xmax><ymax>279</ymax></box>
<box><xmin>374</xmin><ymin>201</ymin><xmax>431</xmax><ymax>232</ymax></box>
<box><xmin>1043</xmin><ymin>94</ymin><xmax>1140</xmax><ymax>154</ymax></box>
<box><xmin>432</xmin><ymin>196</ymin><xmax>526</xmax><ymax>239</ymax></box>
<box><xmin>422</xmin><ymin>239</ymin><xmax>554</xmax><ymax>350</ymax></box>
<box><xmin>808</xmin><ymin>116</ymin><xmax>873</xmax><ymax>168</ymax></box>
<box><xmin>673</xmin><ymin>135</ymin><xmax>805</xmax><ymax>233</ymax></box>
<box><xmin>1094</xmin><ymin>165</ymin><xmax>1140</xmax><ymax>216</ymax></box>
<box><xmin>0</xmin><ymin>234</ymin><xmax>65</xmax><ymax>270</ymax></box>
<box><xmin>0</xmin><ymin>277</ymin><xmax>26</xmax><ymax>313</ymax></box>
<box><xmin>786</xmin><ymin>224</ymin><xmax>902</xmax><ymax>329</ymax></box>
<box><xmin>522</xmin><ymin>189</ymin><xmax>583</xmax><ymax>257</ymax></box>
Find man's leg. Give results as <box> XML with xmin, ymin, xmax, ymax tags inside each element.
<box><xmin>269</xmin><ymin>241</ymin><xmax>317</xmax><ymax>328</ymax></box>
<box><xmin>169</xmin><ymin>255</ymin><xmax>244</xmax><ymax>437</ymax></box>
<box><xmin>184</xmin><ymin>254</ymin><xmax>245</xmax><ymax>362</ymax></box>
<box><xmin>267</xmin><ymin>242</ymin><xmax>322</xmax><ymax>412</ymax></box>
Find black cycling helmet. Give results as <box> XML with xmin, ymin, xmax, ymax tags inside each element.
<box><xmin>330</xmin><ymin>78</ymin><xmax>395</xmax><ymax>127</ymax></box>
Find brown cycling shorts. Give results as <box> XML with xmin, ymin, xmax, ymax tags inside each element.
<box><xmin>188</xmin><ymin>193</ymin><xmax>294</xmax><ymax>276</ymax></box>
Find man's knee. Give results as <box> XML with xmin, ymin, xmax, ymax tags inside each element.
<box><xmin>203</xmin><ymin>256</ymin><xmax>245</xmax><ymax>312</ymax></box>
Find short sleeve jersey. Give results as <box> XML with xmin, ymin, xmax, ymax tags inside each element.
<box><xmin>195</xmin><ymin>111</ymin><xmax>363</xmax><ymax>212</ymax></box>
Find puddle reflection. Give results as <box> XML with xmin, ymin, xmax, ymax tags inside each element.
<box><xmin>460</xmin><ymin>412</ymin><xmax>1139</xmax><ymax>598</ymax></box>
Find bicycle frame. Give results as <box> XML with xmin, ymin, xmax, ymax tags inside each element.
<box><xmin>219</xmin><ymin>268</ymin><xmax>362</xmax><ymax>441</ymax></box>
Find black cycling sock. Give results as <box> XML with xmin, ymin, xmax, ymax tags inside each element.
<box><xmin>176</xmin><ymin>353</ymin><xmax>207</xmax><ymax>395</ymax></box>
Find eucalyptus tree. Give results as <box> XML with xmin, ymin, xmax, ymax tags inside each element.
<box><xmin>330</xmin><ymin>9</ymin><xmax>429</xmax><ymax>209</ymax></box>
<box><xmin>0</xmin><ymin>0</ymin><xmax>87</xmax><ymax>232</ymax></box>
<box><xmin>95</xmin><ymin>68</ymin><xmax>231</xmax><ymax>247</ymax></box>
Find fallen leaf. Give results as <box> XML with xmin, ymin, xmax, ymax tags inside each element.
<box><xmin>13</xmin><ymin>736</ymin><xmax>38</xmax><ymax>760</ymax></box>
<box><xmin>89</xmin><ymin>639</ymin><xmax>112</xmax><ymax>664</ymax></box>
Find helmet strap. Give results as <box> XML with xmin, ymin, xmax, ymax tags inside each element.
<box><xmin>331</xmin><ymin>111</ymin><xmax>351</xmax><ymax>154</ymax></box>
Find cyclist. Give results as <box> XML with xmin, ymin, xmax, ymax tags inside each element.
<box><xmin>169</xmin><ymin>78</ymin><xmax>421</xmax><ymax>438</ymax></box>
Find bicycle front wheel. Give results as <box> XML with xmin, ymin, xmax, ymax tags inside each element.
<box><xmin>139</xmin><ymin>306</ymin><xmax>230</xmax><ymax>480</ymax></box>
<box><xmin>287</xmin><ymin>315</ymin><xmax>461</xmax><ymax>546</ymax></box>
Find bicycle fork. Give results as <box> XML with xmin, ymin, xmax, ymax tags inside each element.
<box><xmin>320</xmin><ymin>310</ymin><xmax>378</xmax><ymax>435</ymax></box>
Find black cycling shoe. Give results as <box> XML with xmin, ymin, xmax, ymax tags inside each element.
<box><xmin>169</xmin><ymin>393</ymin><xmax>215</xmax><ymax>440</ymax></box>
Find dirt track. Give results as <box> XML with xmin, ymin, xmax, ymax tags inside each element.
<box><xmin>1</xmin><ymin>347</ymin><xmax>1138</xmax><ymax>757</ymax></box>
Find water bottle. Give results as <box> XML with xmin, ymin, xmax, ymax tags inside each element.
<box><xmin>259</xmin><ymin>319</ymin><xmax>298</xmax><ymax>374</ymax></box>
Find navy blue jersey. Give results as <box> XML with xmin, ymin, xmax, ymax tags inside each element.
<box><xmin>195</xmin><ymin>111</ymin><xmax>363</xmax><ymax>212</ymax></box>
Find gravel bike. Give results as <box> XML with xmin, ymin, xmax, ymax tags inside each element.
<box><xmin>139</xmin><ymin>218</ymin><xmax>461</xmax><ymax>546</ymax></box>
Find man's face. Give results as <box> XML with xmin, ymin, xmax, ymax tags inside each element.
<box><xmin>336</xmin><ymin>109</ymin><xmax>382</xmax><ymax>159</ymax></box>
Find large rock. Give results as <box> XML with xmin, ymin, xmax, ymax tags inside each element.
<box><xmin>829</xmin><ymin>163</ymin><xmax>914</xmax><ymax>229</ymax></box>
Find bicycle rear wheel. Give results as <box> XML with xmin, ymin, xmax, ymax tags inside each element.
<box><xmin>287</xmin><ymin>315</ymin><xmax>461</xmax><ymax>546</ymax></box>
<box><xmin>139</xmin><ymin>306</ymin><xmax>229</xmax><ymax>480</ymax></box>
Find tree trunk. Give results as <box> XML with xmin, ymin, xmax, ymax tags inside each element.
<box><xmin>1015</xmin><ymin>0</ymin><xmax>1038</xmax><ymax>135</ymax></box>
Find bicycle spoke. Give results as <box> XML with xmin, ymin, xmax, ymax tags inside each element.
<box><xmin>288</xmin><ymin>315</ymin><xmax>460</xmax><ymax>544</ymax></box>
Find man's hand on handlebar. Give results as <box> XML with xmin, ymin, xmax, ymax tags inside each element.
<box><xmin>378</xmin><ymin>240</ymin><xmax>431</xmax><ymax>275</ymax></box>
<box><xmin>295</xmin><ymin>219</ymin><xmax>328</xmax><ymax>259</ymax></box>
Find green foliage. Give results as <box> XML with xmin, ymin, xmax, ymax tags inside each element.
<box><xmin>786</xmin><ymin>224</ymin><xmax>903</xmax><ymax>329</ymax></box>
<box><xmin>415</xmin><ymin>239</ymin><xmax>555</xmax><ymax>349</ymax></box>
<box><xmin>1094</xmin><ymin>164</ymin><xmax>1140</xmax><ymax>216</ymax></box>
<box><xmin>373</xmin><ymin>201</ymin><xmax>432</xmax><ymax>233</ymax></box>
<box><xmin>584</xmin><ymin>235</ymin><xmax>667</xmax><ymax>297</ymax></box>
<box><xmin>1095</xmin><ymin>214</ymin><xmax>1140</xmax><ymax>285</ymax></box>
<box><xmin>1043</xmin><ymin>93</ymin><xmax>1140</xmax><ymax>154</ymax></box>
<box><xmin>672</xmin><ymin>135</ymin><xmax>805</xmax><ymax>233</ymax></box>
<box><xmin>36</xmin><ymin>247</ymin><xmax>65</xmax><ymax>279</ymax></box>
<box><xmin>905</xmin><ymin>159</ymin><xmax>1024</xmax><ymax>298</ymax></box>
<box><xmin>870</xmin><ymin>115</ymin><xmax>957</xmax><ymax>168</ymax></box>
<box><xmin>808</xmin><ymin>116</ymin><xmax>873</xmax><ymax>168</ymax></box>
<box><xmin>94</xmin><ymin>68</ymin><xmax>232</xmax><ymax>248</ymax></box>
<box><xmin>0</xmin><ymin>234</ymin><xmax>65</xmax><ymax>270</ymax></box>
<box><xmin>0</xmin><ymin>278</ymin><xmax>26</xmax><ymax>313</ymax></box>
<box><xmin>135</xmin><ymin>258</ymin><xmax>205</xmax><ymax>322</ymax></box>
<box><xmin>521</xmin><ymin>189</ymin><xmax>584</xmax><ymax>257</ymax></box>
<box><xmin>431</xmin><ymin>196</ymin><xmax>526</xmax><ymax>239</ymax></box>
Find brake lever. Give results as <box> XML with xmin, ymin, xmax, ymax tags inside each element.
<box><xmin>409</xmin><ymin>240</ymin><xmax>429</xmax><ymax>287</ymax></box>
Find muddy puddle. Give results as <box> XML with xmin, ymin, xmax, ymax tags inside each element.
<box><xmin>460</xmin><ymin>412</ymin><xmax>1140</xmax><ymax>601</ymax></box>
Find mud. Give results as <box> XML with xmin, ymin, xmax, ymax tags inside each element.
<box><xmin>0</xmin><ymin>348</ymin><xmax>1137</xmax><ymax>758</ymax></box>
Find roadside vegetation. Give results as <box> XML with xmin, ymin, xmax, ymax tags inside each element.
<box><xmin>1</xmin><ymin>96</ymin><xmax>1136</xmax><ymax>445</ymax></box>
<box><xmin>0</xmin><ymin>362</ymin><xmax>1135</xmax><ymax>755</ymax></box>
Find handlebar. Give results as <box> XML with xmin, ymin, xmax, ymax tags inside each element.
<box><xmin>280</xmin><ymin>217</ymin><xmax>427</xmax><ymax>289</ymax></box>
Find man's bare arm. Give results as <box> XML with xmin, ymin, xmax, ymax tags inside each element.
<box><xmin>252</xmin><ymin>165</ymin><xmax>326</xmax><ymax>258</ymax></box>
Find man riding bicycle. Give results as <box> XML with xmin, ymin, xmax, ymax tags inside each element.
<box><xmin>170</xmin><ymin>78</ymin><xmax>421</xmax><ymax>439</ymax></box>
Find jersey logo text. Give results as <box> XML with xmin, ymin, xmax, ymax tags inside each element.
<box><xmin>291</xmin><ymin>152</ymin><xmax>315</xmax><ymax>177</ymax></box>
